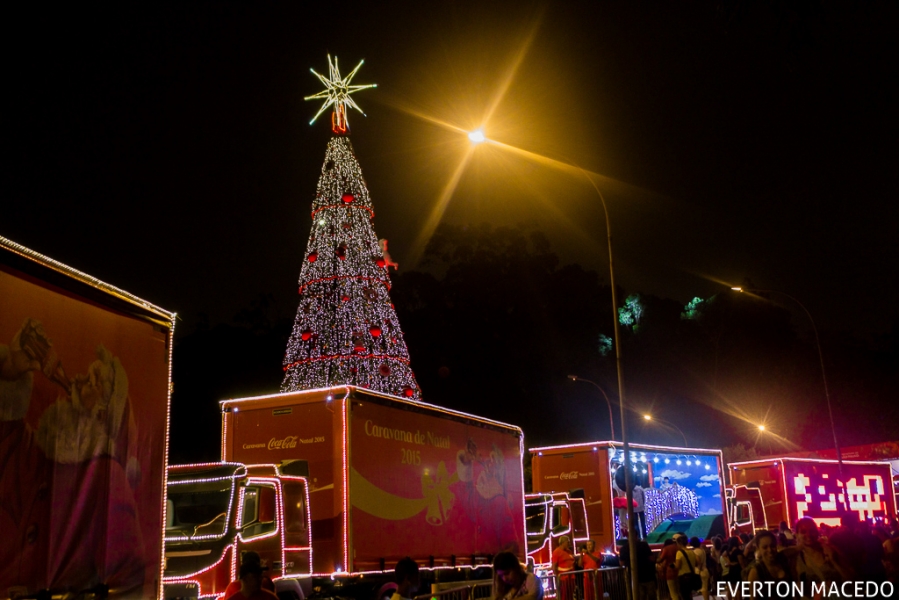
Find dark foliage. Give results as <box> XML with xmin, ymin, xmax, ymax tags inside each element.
<box><xmin>169</xmin><ymin>226</ymin><xmax>899</xmax><ymax>462</ymax></box>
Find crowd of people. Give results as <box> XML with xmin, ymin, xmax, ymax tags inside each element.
<box><xmin>223</xmin><ymin>514</ymin><xmax>899</xmax><ymax>600</ymax></box>
<box><xmin>652</xmin><ymin>516</ymin><xmax>899</xmax><ymax>599</ymax></box>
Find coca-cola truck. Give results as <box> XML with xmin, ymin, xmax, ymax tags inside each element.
<box><xmin>530</xmin><ymin>442</ymin><xmax>728</xmax><ymax>554</ymax></box>
<box><xmin>727</xmin><ymin>457</ymin><xmax>898</xmax><ymax>535</ymax></box>
<box><xmin>162</xmin><ymin>386</ymin><xmax>527</xmax><ymax>599</ymax></box>
<box><xmin>1</xmin><ymin>236</ymin><xmax>175</xmax><ymax>599</ymax></box>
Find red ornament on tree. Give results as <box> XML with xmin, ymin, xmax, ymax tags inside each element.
<box><xmin>369</xmin><ymin>326</ymin><xmax>382</xmax><ymax>337</ymax></box>
<box><xmin>402</xmin><ymin>386</ymin><xmax>415</xmax><ymax>398</ymax></box>
<box><xmin>341</xmin><ymin>193</ymin><xmax>354</xmax><ymax>204</ymax></box>
<box><xmin>341</xmin><ymin>294</ymin><xmax>350</xmax><ymax>302</ymax></box>
<box><xmin>308</xmin><ymin>251</ymin><xmax>318</xmax><ymax>262</ymax></box>
<box><xmin>375</xmin><ymin>257</ymin><xmax>386</xmax><ymax>268</ymax></box>
<box><xmin>301</xmin><ymin>330</ymin><xmax>312</xmax><ymax>341</ymax></box>
<box><xmin>379</xmin><ymin>364</ymin><xmax>391</xmax><ymax>376</ymax></box>
<box><xmin>336</xmin><ymin>244</ymin><xmax>347</xmax><ymax>260</ymax></box>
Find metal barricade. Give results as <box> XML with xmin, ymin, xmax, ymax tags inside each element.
<box><xmin>415</xmin><ymin>580</ymin><xmax>494</xmax><ymax>600</ymax></box>
<box><xmin>548</xmin><ymin>568</ymin><xmax>629</xmax><ymax>600</ymax></box>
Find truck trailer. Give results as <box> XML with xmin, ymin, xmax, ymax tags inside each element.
<box><xmin>1</xmin><ymin>236</ymin><xmax>175</xmax><ymax>599</ymax></box>
<box><xmin>163</xmin><ymin>386</ymin><xmax>527</xmax><ymax>599</ymax></box>
<box><xmin>727</xmin><ymin>457</ymin><xmax>898</xmax><ymax>535</ymax></box>
<box><xmin>530</xmin><ymin>442</ymin><xmax>728</xmax><ymax>556</ymax></box>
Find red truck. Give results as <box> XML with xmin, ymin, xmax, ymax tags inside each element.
<box><xmin>530</xmin><ymin>442</ymin><xmax>728</xmax><ymax>556</ymax></box>
<box><xmin>727</xmin><ymin>457</ymin><xmax>898</xmax><ymax>535</ymax></box>
<box><xmin>162</xmin><ymin>386</ymin><xmax>527</xmax><ymax>599</ymax></box>
<box><xmin>1</xmin><ymin>236</ymin><xmax>175</xmax><ymax>599</ymax></box>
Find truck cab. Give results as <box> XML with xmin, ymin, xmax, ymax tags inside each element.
<box><xmin>525</xmin><ymin>492</ymin><xmax>589</xmax><ymax>569</ymax></box>
<box><xmin>163</xmin><ymin>462</ymin><xmax>310</xmax><ymax>599</ymax></box>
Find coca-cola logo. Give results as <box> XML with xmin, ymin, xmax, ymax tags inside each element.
<box><xmin>268</xmin><ymin>436</ymin><xmax>299</xmax><ymax>450</ymax></box>
<box><xmin>560</xmin><ymin>471</ymin><xmax>579</xmax><ymax>480</ymax></box>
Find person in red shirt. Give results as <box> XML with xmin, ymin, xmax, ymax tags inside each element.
<box><xmin>656</xmin><ymin>536</ymin><xmax>683</xmax><ymax>600</ymax></box>
<box><xmin>580</xmin><ymin>540</ymin><xmax>603</xmax><ymax>600</ymax></box>
<box><xmin>222</xmin><ymin>552</ymin><xmax>275</xmax><ymax>599</ymax></box>
<box><xmin>552</xmin><ymin>536</ymin><xmax>577</xmax><ymax>600</ymax></box>
<box><xmin>225</xmin><ymin>563</ymin><xmax>278</xmax><ymax>600</ymax></box>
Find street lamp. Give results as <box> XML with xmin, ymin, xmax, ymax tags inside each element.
<box><xmin>467</xmin><ymin>134</ymin><xmax>639</xmax><ymax>598</ymax></box>
<box><xmin>731</xmin><ymin>286</ymin><xmax>846</xmax><ymax>509</ymax></box>
<box><xmin>568</xmin><ymin>375</ymin><xmax>616</xmax><ymax>441</ymax></box>
<box><xmin>643</xmin><ymin>414</ymin><xmax>689</xmax><ymax>447</ymax></box>
<box><xmin>569</xmin><ymin>162</ymin><xmax>638</xmax><ymax>597</ymax></box>
<box><xmin>467</xmin><ymin>128</ymin><xmax>486</xmax><ymax>144</ymax></box>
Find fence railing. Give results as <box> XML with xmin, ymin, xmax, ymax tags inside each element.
<box><xmin>414</xmin><ymin>580</ymin><xmax>494</xmax><ymax>600</ymax></box>
<box><xmin>548</xmin><ymin>567</ymin><xmax>629</xmax><ymax>600</ymax></box>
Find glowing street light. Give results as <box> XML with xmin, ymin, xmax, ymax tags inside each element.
<box><xmin>758</xmin><ymin>424</ymin><xmax>766</xmax><ymax>432</ymax></box>
<box><xmin>468</xmin><ymin>128</ymin><xmax>486</xmax><ymax>144</ymax></box>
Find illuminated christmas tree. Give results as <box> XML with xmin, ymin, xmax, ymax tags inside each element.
<box><xmin>281</xmin><ymin>56</ymin><xmax>420</xmax><ymax>399</ymax></box>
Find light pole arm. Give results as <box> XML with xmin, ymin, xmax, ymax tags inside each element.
<box><xmin>742</xmin><ymin>288</ymin><xmax>841</xmax><ymax>471</ymax></box>
<box><xmin>570</xmin><ymin>376</ymin><xmax>616</xmax><ymax>441</ymax></box>
<box><xmin>658</xmin><ymin>418</ymin><xmax>689</xmax><ymax>447</ymax></box>
<box><xmin>572</xmin><ymin>163</ymin><xmax>638</xmax><ymax>598</ymax></box>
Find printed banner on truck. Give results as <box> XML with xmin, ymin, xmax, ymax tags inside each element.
<box><xmin>349</xmin><ymin>401</ymin><xmax>525</xmax><ymax>568</ymax></box>
<box><xmin>0</xmin><ymin>267</ymin><xmax>170</xmax><ymax>598</ymax></box>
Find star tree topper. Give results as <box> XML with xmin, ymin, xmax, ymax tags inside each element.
<box><xmin>305</xmin><ymin>55</ymin><xmax>377</xmax><ymax>134</ymax></box>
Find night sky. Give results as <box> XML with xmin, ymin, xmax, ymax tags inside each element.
<box><xmin>6</xmin><ymin>2</ymin><xmax>897</xmax><ymax>455</ymax></box>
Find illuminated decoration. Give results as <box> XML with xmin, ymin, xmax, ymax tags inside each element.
<box><xmin>305</xmin><ymin>55</ymin><xmax>376</xmax><ymax>134</ymax></box>
<box><xmin>794</xmin><ymin>472</ymin><xmax>888</xmax><ymax>526</ymax></box>
<box><xmin>160</xmin><ymin>314</ymin><xmax>176</xmax><ymax>599</ymax></box>
<box><xmin>524</xmin><ymin>491</ymin><xmax>590</xmax><ymax>569</ymax></box>
<box><xmin>163</xmin><ymin>463</ymin><xmax>315</xmax><ymax>595</ymax></box>
<box><xmin>642</xmin><ymin>486</ymin><xmax>699</xmax><ymax>534</ymax></box>
<box><xmin>280</xmin><ymin>135</ymin><xmax>421</xmax><ymax>400</ymax></box>
<box><xmin>729</xmin><ymin>458</ymin><xmax>898</xmax><ymax>534</ymax></box>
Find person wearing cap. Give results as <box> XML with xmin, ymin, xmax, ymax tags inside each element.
<box><xmin>656</xmin><ymin>537</ymin><xmax>683</xmax><ymax>600</ymax></box>
<box><xmin>224</xmin><ymin>551</ymin><xmax>276</xmax><ymax>600</ymax></box>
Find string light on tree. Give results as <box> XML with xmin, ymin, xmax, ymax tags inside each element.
<box><xmin>282</xmin><ymin>57</ymin><xmax>420</xmax><ymax>400</ymax></box>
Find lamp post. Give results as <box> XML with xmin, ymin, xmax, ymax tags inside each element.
<box><xmin>731</xmin><ymin>286</ymin><xmax>846</xmax><ymax>509</ymax></box>
<box><xmin>568</xmin><ymin>375</ymin><xmax>616</xmax><ymax>441</ymax></box>
<box><xmin>642</xmin><ymin>414</ymin><xmax>688</xmax><ymax>447</ymax></box>
<box><xmin>468</xmin><ymin>132</ymin><xmax>638</xmax><ymax>599</ymax></box>
<box><xmin>570</xmin><ymin>162</ymin><xmax>639</xmax><ymax>598</ymax></box>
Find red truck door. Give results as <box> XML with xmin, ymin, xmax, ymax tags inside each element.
<box><xmin>281</xmin><ymin>478</ymin><xmax>312</xmax><ymax>576</ymax></box>
<box><xmin>236</xmin><ymin>482</ymin><xmax>282</xmax><ymax>572</ymax></box>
